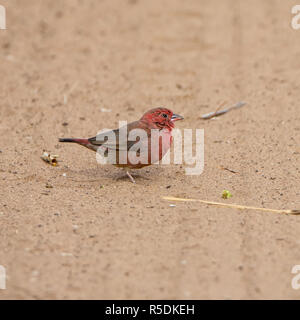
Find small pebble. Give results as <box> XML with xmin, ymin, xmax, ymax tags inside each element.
<box><xmin>60</xmin><ymin>252</ymin><xmax>73</xmax><ymax>257</ymax></box>
<box><xmin>31</xmin><ymin>270</ymin><xmax>39</xmax><ymax>277</ymax></box>
<box><xmin>100</xmin><ymin>108</ymin><xmax>112</xmax><ymax>113</ymax></box>
<box><xmin>183</xmin><ymin>290</ymin><xmax>191</xmax><ymax>297</ymax></box>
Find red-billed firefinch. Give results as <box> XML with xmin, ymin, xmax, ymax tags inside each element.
<box><xmin>59</xmin><ymin>107</ymin><xmax>184</xmax><ymax>183</ymax></box>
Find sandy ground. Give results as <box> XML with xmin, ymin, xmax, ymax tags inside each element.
<box><xmin>0</xmin><ymin>0</ymin><xmax>300</xmax><ymax>300</ymax></box>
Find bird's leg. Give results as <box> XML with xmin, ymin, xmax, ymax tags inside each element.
<box><xmin>126</xmin><ymin>170</ymin><xmax>136</xmax><ymax>184</ymax></box>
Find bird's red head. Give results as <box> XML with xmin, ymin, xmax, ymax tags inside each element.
<box><xmin>140</xmin><ymin>107</ymin><xmax>184</xmax><ymax>130</ymax></box>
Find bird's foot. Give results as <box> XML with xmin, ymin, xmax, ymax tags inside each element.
<box><xmin>126</xmin><ymin>171</ymin><xmax>136</xmax><ymax>184</ymax></box>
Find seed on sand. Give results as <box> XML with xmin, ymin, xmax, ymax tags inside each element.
<box><xmin>222</xmin><ymin>190</ymin><xmax>232</xmax><ymax>199</ymax></box>
<box><xmin>41</xmin><ymin>151</ymin><xmax>59</xmax><ymax>166</ymax></box>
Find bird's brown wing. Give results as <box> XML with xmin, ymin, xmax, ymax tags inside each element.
<box><xmin>88</xmin><ymin>121</ymin><xmax>148</xmax><ymax>152</ymax></box>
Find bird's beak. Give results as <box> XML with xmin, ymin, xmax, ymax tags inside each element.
<box><xmin>171</xmin><ymin>113</ymin><xmax>184</xmax><ymax>122</ymax></box>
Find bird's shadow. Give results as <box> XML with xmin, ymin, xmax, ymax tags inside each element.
<box><xmin>115</xmin><ymin>173</ymin><xmax>150</xmax><ymax>182</ymax></box>
<box><xmin>60</xmin><ymin>166</ymin><xmax>161</xmax><ymax>183</ymax></box>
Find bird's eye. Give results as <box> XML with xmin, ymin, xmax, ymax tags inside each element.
<box><xmin>162</xmin><ymin>113</ymin><xmax>168</xmax><ymax>118</ymax></box>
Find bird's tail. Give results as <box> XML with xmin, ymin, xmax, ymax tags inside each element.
<box><xmin>59</xmin><ymin>138</ymin><xmax>90</xmax><ymax>145</ymax></box>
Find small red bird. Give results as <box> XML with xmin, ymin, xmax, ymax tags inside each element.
<box><xmin>59</xmin><ymin>107</ymin><xmax>184</xmax><ymax>183</ymax></box>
